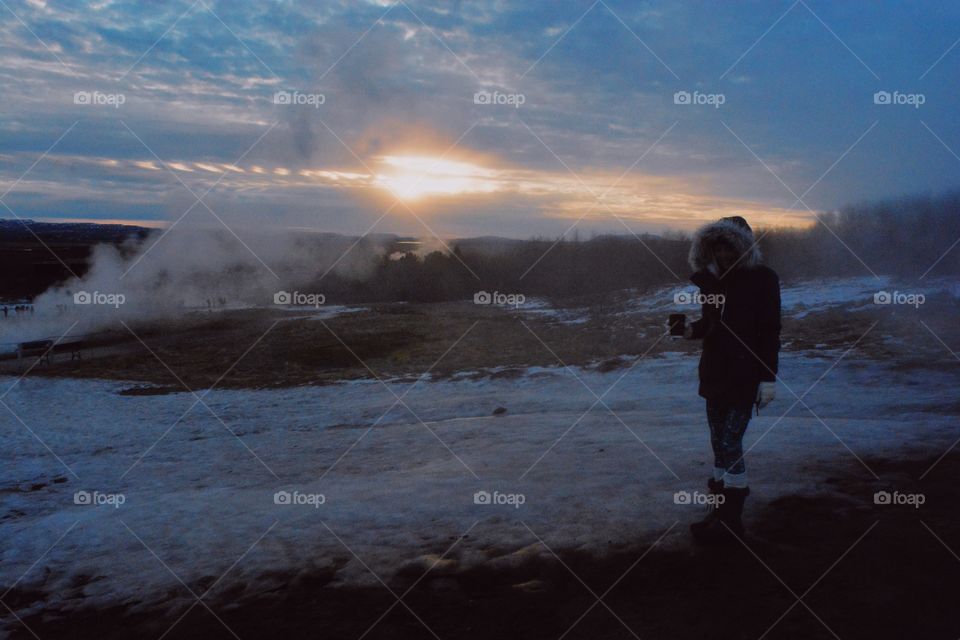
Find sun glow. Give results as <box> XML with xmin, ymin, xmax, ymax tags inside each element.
<box><xmin>110</xmin><ymin>150</ymin><xmax>817</xmax><ymax>230</ymax></box>
<box><xmin>374</xmin><ymin>155</ymin><xmax>499</xmax><ymax>200</ymax></box>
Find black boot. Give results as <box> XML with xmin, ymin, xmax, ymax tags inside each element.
<box><xmin>691</xmin><ymin>486</ymin><xmax>750</xmax><ymax>545</ymax></box>
<box><xmin>689</xmin><ymin>477</ymin><xmax>724</xmax><ymax>537</ymax></box>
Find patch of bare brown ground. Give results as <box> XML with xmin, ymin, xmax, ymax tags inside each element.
<box><xmin>8</xmin><ymin>291</ymin><xmax>960</xmax><ymax>390</ymax></box>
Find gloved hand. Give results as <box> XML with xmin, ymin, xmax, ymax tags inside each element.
<box><xmin>756</xmin><ymin>381</ymin><xmax>776</xmax><ymax>409</ymax></box>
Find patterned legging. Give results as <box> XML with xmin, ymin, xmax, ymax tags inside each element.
<box><xmin>706</xmin><ymin>400</ymin><xmax>753</xmax><ymax>475</ymax></box>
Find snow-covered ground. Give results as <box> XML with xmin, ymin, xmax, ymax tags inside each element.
<box><xmin>274</xmin><ymin>304</ymin><xmax>366</xmax><ymax>321</ymax></box>
<box><xmin>2</xmin><ymin>347</ymin><xmax>958</xmax><ymax>624</ymax></box>
<box><xmin>506</xmin><ymin>276</ymin><xmax>960</xmax><ymax>324</ymax></box>
<box><xmin>518</xmin><ymin>297</ymin><xmax>590</xmax><ymax>324</ymax></box>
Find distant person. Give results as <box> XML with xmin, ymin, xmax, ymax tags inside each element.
<box><xmin>683</xmin><ymin>216</ymin><xmax>781</xmax><ymax>544</ymax></box>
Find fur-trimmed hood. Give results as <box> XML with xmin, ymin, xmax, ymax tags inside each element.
<box><xmin>688</xmin><ymin>218</ymin><xmax>761</xmax><ymax>272</ymax></box>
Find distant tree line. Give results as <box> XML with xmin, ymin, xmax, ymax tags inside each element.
<box><xmin>4</xmin><ymin>191</ymin><xmax>958</xmax><ymax>304</ymax></box>
<box><xmin>762</xmin><ymin>191</ymin><xmax>960</xmax><ymax>280</ymax></box>
<box><xmin>311</xmin><ymin>191</ymin><xmax>960</xmax><ymax>303</ymax></box>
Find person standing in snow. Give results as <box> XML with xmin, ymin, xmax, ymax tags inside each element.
<box><xmin>683</xmin><ymin>216</ymin><xmax>781</xmax><ymax>544</ymax></box>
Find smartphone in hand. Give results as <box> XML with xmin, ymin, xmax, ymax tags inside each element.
<box><xmin>668</xmin><ymin>313</ymin><xmax>686</xmax><ymax>337</ymax></box>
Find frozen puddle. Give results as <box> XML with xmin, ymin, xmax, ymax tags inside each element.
<box><xmin>1</xmin><ymin>352</ymin><xmax>958</xmax><ymax>621</ymax></box>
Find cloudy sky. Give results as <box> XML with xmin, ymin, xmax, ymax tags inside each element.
<box><xmin>1</xmin><ymin>0</ymin><xmax>959</xmax><ymax>238</ymax></box>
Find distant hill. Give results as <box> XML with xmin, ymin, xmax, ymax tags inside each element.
<box><xmin>0</xmin><ymin>219</ymin><xmax>151</xmax><ymax>243</ymax></box>
<box><xmin>0</xmin><ymin>219</ymin><xmax>151</xmax><ymax>300</ymax></box>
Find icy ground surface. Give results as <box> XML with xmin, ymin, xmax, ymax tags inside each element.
<box><xmin>521</xmin><ymin>276</ymin><xmax>960</xmax><ymax>324</ymax></box>
<box><xmin>2</xmin><ymin>349</ymin><xmax>958</xmax><ymax>622</ymax></box>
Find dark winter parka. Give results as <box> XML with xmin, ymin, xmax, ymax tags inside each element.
<box><xmin>688</xmin><ymin>219</ymin><xmax>781</xmax><ymax>406</ymax></box>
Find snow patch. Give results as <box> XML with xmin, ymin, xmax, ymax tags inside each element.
<box><xmin>1</xmin><ymin>351</ymin><xmax>957</xmax><ymax>623</ymax></box>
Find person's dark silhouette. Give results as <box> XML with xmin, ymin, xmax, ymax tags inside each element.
<box><xmin>684</xmin><ymin>216</ymin><xmax>781</xmax><ymax>544</ymax></box>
